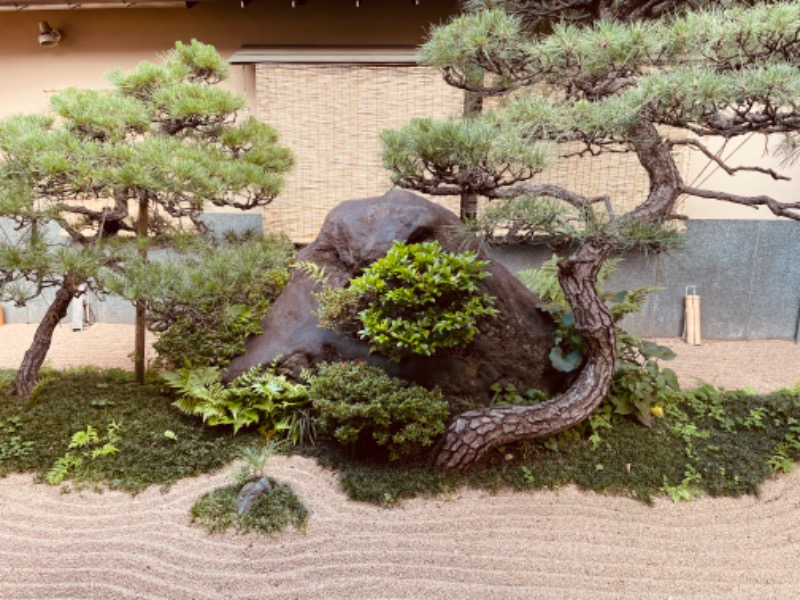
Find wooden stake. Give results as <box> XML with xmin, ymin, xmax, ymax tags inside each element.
<box><xmin>691</xmin><ymin>294</ymin><xmax>702</xmax><ymax>345</ymax></box>
<box><xmin>685</xmin><ymin>295</ymin><xmax>696</xmax><ymax>345</ymax></box>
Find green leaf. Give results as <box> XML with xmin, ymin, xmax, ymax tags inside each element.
<box><xmin>549</xmin><ymin>346</ymin><xmax>583</xmax><ymax>372</ymax></box>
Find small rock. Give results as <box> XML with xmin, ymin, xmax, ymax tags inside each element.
<box><xmin>235</xmin><ymin>477</ymin><xmax>273</xmax><ymax>516</ymax></box>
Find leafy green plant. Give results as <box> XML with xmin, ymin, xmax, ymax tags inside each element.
<box><xmin>232</xmin><ymin>442</ymin><xmax>281</xmax><ymax>486</ymax></box>
<box><xmin>522</xmin><ymin>254</ymin><xmax>679</xmax><ymax>427</ymax></box>
<box><xmin>0</xmin><ymin>416</ymin><xmax>34</xmax><ymax>464</ymax></box>
<box><xmin>304</xmin><ymin>361</ymin><xmax>449</xmax><ymax>461</ymax></box>
<box><xmin>296</xmin><ymin>261</ymin><xmax>362</xmax><ymax>332</ymax></box>
<box><xmin>489</xmin><ymin>382</ymin><xmax>547</xmax><ymax>406</ymax></box>
<box><xmin>312</xmin><ymin>240</ymin><xmax>500</xmax><ymax>361</ymax></box>
<box><xmin>768</xmin><ymin>443</ymin><xmax>797</xmax><ymax>475</ymax></box>
<box><xmin>164</xmin><ymin>365</ymin><xmax>312</xmax><ymax>442</ymax></box>
<box><xmin>46</xmin><ymin>421</ymin><xmax>122</xmax><ymax>486</ymax></box>
<box><xmin>660</xmin><ymin>465</ymin><xmax>704</xmax><ymax>503</ymax></box>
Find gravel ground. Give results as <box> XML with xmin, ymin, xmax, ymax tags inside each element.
<box><xmin>1</xmin><ymin>323</ymin><xmax>800</xmax><ymax>600</ymax></box>
<box><xmin>2</xmin><ymin>322</ymin><xmax>800</xmax><ymax>393</ymax></box>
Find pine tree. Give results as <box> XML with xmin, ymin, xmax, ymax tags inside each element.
<box><xmin>381</xmin><ymin>1</ymin><xmax>800</xmax><ymax>469</ymax></box>
<box><xmin>0</xmin><ymin>40</ymin><xmax>292</xmax><ymax>396</ymax></box>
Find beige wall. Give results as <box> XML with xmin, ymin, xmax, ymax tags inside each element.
<box><xmin>1</xmin><ymin>2</ymin><xmax>794</xmax><ymax>224</ymax></box>
<box><xmin>681</xmin><ymin>135</ymin><xmax>798</xmax><ymax>220</ymax></box>
<box><xmin>257</xmin><ymin>63</ymin><xmax>464</xmax><ymax>242</ymax></box>
<box><xmin>0</xmin><ymin>1</ymin><xmax>459</xmax><ymax>219</ymax></box>
<box><xmin>0</xmin><ymin>0</ymin><xmax>458</xmax><ymax>116</ymax></box>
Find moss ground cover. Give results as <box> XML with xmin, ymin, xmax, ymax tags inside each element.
<box><xmin>1</xmin><ymin>367</ymin><xmax>798</xmax><ymax>506</ymax></box>
<box><xmin>0</xmin><ymin>367</ymin><xmax>260</xmax><ymax>493</ymax></box>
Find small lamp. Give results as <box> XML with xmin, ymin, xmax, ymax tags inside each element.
<box><xmin>38</xmin><ymin>21</ymin><xmax>61</xmax><ymax>48</ymax></box>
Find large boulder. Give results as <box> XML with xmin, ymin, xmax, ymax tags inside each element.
<box><xmin>225</xmin><ymin>190</ymin><xmax>564</xmax><ymax>402</ymax></box>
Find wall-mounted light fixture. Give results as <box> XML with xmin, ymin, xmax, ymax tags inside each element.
<box><xmin>38</xmin><ymin>21</ymin><xmax>61</xmax><ymax>48</ymax></box>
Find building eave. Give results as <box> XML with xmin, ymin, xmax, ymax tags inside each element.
<box><xmin>229</xmin><ymin>45</ymin><xmax>420</xmax><ymax>65</ymax></box>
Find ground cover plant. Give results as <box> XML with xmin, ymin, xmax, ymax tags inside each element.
<box><xmin>190</xmin><ymin>444</ymin><xmax>309</xmax><ymax>534</ymax></box>
<box><xmin>0</xmin><ymin>363</ymin><xmax>797</xmax><ymax>507</ymax></box>
<box><xmin>190</xmin><ymin>479</ymin><xmax>309</xmax><ymax>534</ymax></box>
<box><xmin>310</xmin><ymin>383</ymin><xmax>800</xmax><ymax>506</ymax></box>
<box><xmin>0</xmin><ymin>367</ymin><xmax>262</xmax><ymax>493</ymax></box>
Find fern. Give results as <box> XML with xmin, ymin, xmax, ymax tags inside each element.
<box><xmin>294</xmin><ymin>261</ymin><xmax>328</xmax><ymax>285</ymax></box>
<box><xmin>45</xmin><ymin>421</ymin><xmax>123</xmax><ymax>486</ymax></box>
<box><xmin>163</xmin><ymin>366</ymin><xmax>312</xmax><ymax>440</ymax></box>
<box><xmin>46</xmin><ymin>454</ymin><xmax>83</xmax><ymax>485</ymax></box>
<box><xmin>69</xmin><ymin>425</ymin><xmax>100</xmax><ymax>449</ymax></box>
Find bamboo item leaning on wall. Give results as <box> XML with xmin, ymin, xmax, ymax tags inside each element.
<box><xmin>684</xmin><ymin>287</ymin><xmax>701</xmax><ymax>346</ymax></box>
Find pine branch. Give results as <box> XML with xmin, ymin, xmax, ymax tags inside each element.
<box><xmin>672</xmin><ymin>138</ymin><xmax>791</xmax><ymax>181</ymax></box>
<box><xmin>495</xmin><ymin>183</ymin><xmax>609</xmax><ymax>208</ymax></box>
<box><xmin>681</xmin><ymin>185</ymin><xmax>800</xmax><ymax>220</ymax></box>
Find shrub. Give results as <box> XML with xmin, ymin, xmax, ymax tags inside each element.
<box><xmin>116</xmin><ymin>233</ymin><xmax>295</xmax><ymax>369</ymax></box>
<box><xmin>304</xmin><ymin>361</ymin><xmax>449</xmax><ymax>461</ymax></box>
<box><xmin>164</xmin><ymin>365</ymin><xmax>312</xmax><ymax>442</ymax></box>
<box><xmin>312</xmin><ymin>240</ymin><xmax>499</xmax><ymax>362</ymax></box>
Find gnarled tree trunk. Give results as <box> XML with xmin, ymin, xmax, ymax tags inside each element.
<box><xmin>13</xmin><ymin>275</ymin><xmax>82</xmax><ymax>397</ymax></box>
<box><xmin>435</xmin><ymin>118</ymin><xmax>684</xmax><ymax>471</ymax></box>
<box><xmin>435</xmin><ymin>241</ymin><xmax>615</xmax><ymax>471</ymax></box>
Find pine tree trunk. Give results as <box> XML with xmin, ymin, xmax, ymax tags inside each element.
<box><xmin>13</xmin><ymin>277</ymin><xmax>80</xmax><ymax>397</ymax></box>
<box><xmin>435</xmin><ymin>241</ymin><xmax>615</xmax><ymax>471</ymax></box>
<box><xmin>134</xmin><ymin>197</ymin><xmax>149</xmax><ymax>384</ymax></box>
<box><xmin>435</xmin><ymin>117</ymin><xmax>685</xmax><ymax>471</ymax></box>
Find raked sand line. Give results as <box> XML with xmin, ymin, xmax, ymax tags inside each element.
<box><xmin>2</xmin><ymin>326</ymin><xmax>800</xmax><ymax>598</ymax></box>
<box><xmin>1</xmin><ymin>456</ymin><xmax>800</xmax><ymax>599</ymax></box>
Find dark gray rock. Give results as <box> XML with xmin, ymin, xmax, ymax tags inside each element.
<box><xmin>225</xmin><ymin>190</ymin><xmax>564</xmax><ymax>402</ymax></box>
<box><xmin>236</xmin><ymin>476</ymin><xmax>273</xmax><ymax>516</ymax></box>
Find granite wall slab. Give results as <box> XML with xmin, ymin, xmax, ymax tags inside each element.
<box><xmin>3</xmin><ymin>219</ymin><xmax>799</xmax><ymax>340</ymax></box>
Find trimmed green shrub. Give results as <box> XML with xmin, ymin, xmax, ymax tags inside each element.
<box><xmin>116</xmin><ymin>234</ymin><xmax>295</xmax><ymax>369</ymax></box>
<box><xmin>304</xmin><ymin>361</ymin><xmax>449</xmax><ymax>461</ymax></box>
<box><xmin>314</xmin><ymin>240</ymin><xmax>499</xmax><ymax>362</ymax></box>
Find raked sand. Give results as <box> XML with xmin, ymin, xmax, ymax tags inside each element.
<box><xmin>1</xmin><ymin>323</ymin><xmax>800</xmax><ymax>599</ymax></box>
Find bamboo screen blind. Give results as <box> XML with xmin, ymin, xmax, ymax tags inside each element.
<box><xmin>533</xmin><ymin>137</ymin><xmax>692</xmax><ymax>217</ymax></box>
<box><xmin>255</xmin><ymin>64</ymin><xmax>691</xmax><ymax>243</ymax></box>
<box><xmin>256</xmin><ymin>64</ymin><xmax>464</xmax><ymax>243</ymax></box>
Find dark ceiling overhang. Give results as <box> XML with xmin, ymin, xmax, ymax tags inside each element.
<box><xmin>0</xmin><ymin>0</ymin><xmax>421</xmax><ymax>10</ymax></box>
<box><xmin>228</xmin><ymin>45</ymin><xmax>420</xmax><ymax>65</ymax></box>
<box><xmin>0</xmin><ymin>0</ymin><xmax>209</xmax><ymax>9</ymax></box>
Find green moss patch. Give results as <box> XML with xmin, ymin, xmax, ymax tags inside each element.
<box><xmin>0</xmin><ymin>368</ymin><xmax>260</xmax><ymax>493</ymax></box>
<box><xmin>190</xmin><ymin>479</ymin><xmax>309</xmax><ymax>534</ymax></box>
